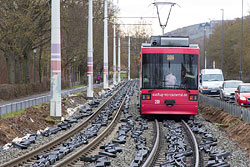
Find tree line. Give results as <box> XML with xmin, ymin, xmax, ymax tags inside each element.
<box><xmin>0</xmin><ymin>0</ymin><xmax>149</xmax><ymax>85</ymax></box>
<box><xmin>203</xmin><ymin>16</ymin><xmax>250</xmax><ymax>81</ymax></box>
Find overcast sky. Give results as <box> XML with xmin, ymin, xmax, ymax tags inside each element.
<box><xmin>116</xmin><ymin>0</ymin><xmax>250</xmax><ymax>35</ymax></box>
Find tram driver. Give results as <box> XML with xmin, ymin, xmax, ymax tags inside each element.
<box><xmin>181</xmin><ymin>64</ymin><xmax>195</xmax><ymax>87</ymax></box>
<box><xmin>165</xmin><ymin>71</ymin><xmax>177</xmax><ymax>86</ymax></box>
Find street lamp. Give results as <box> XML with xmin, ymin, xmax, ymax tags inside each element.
<box><xmin>240</xmin><ymin>0</ymin><xmax>243</xmax><ymax>80</ymax></box>
<box><xmin>221</xmin><ymin>9</ymin><xmax>224</xmax><ymax>71</ymax></box>
<box><xmin>33</xmin><ymin>49</ymin><xmax>37</xmax><ymax>83</ymax></box>
<box><xmin>201</xmin><ymin>23</ymin><xmax>208</xmax><ymax>69</ymax></box>
<box><xmin>208</xmin><ymin>18</ymin><xmax>214</xmax><ymax>68</ymax></box>
<box><xmin>203</xmin><ymin>25</ymin><xmax>206</xmax><ymax>69</ymax></box>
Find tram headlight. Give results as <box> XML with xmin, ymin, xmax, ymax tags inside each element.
<box><xmin>142</xmin><ymin>94</ymin><xmax>151</xmax><ymax>100</ymax></box>
<box><xmin>152</xmin><ymin>40</ymin><xmax>158</xmax><ymax>46</ymax></box>
<box><xmin>189</xmin><ymin>94</ymin><xmax>198</xmax><ymax>101</ymax></box>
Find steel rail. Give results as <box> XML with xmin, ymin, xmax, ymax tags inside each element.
<box><xmin>54</xmin><ymin>83</ymin><xmax>132</xmax><ymax>166</ymax></box>
<box><xmin>182</xmin><ymin>119</ymin><xmax>200</xmax><ymax>167</ymax></box>
<box><xmin>142</xmin><ymin>119</ymin><xmax>160</xmax><ymax>167</ymax></box>
<box><xmin>0</xmin><ymin>84</ymin><xmax>125</xmax><ymax>167</ymax></box>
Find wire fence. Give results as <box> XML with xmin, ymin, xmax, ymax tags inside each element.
<box><xmin>0</xmin><ymin>86</ymin><xmax>91</xmax><ymax>117</ymax></box>
<box><xmin>199</xmin><ymin>94</ymin><xmax>250</xmax><ymax>123</ymax></box>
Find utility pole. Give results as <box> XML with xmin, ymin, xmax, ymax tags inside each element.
<box><xmin>118</xmin><ymin>33</ymin><xmax>121</xmax><ymax>82</ymax></box>
<box><xmin>240</xmin><ymin>0</ymin><xmax>243</xmax><ymax>80</ymax></box>
<box><xmin>208</xmin><ymin>30</ymin><xmax>210</xmax><ymax>68</ymax></box>
<box><xmin>112</xmin><ymin>16</ymin><xmax>153</xmax><ymax>81</ymax></box>
<box><xmin>208</xmin><ymin>19</ymin><xmax>214</xmax><ymax>68</ymax></box>
<box><xmin>111</xmin><ymin>19</ymin><xmax>152</xmax><ymax>81</ymax></box>
<box><xmin>103</xmin><ymin>0</ymin><xmax>109</xmax><ymax>89</ymax></box>
<box><xmin>221</xmin><ymin>9</ymin><xmax>224</xmax><ymax>71</ymax></box>
<box><xmin>203</xmin><ymin>25</ymin><xmax>206</xmax><ymax>69</ymax></box>
<box><xmin>128</xmin><ymin>36</ymin><xmax>131</xmax><ymax>80</ymax></box>
<box><xmin>113</xmin><ymin>22</ymin><xmax>117</xmax><ymax>85</ymax></box>
<box><xmin>87</xmin><ymin>0</ymin><xmax>93</xmax><ymax>99</ymax></box>
<box><xmin>73</xmin><ymin>56</ymin><xmax>76</xmax><ymax>85</ymax></box>
<box><xmin>33</xmin><ymin>49</ymin><xmax>37</xmax><ymax>82</ymax></box>
<box><xmin>50</xmin><ymin>0</ymin><xmax>61</xmax><ymax>117</ymax></box>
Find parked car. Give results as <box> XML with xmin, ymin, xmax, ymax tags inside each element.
<box><xmin>235</xmin><ymin>83</ymin><xmax>250</xmax><ymax>107</ymax></box>
<box><xmin>219</xmin><ymin>80</ymin><xmax>243</xmax><ymax>101</ymax></box>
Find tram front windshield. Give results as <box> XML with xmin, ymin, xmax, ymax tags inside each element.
<box><xmin>142</xmin><ymin>53</ymin><xmax>198</xmax><ymax>90</ymax></box>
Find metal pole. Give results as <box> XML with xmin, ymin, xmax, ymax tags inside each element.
<box><xmin>162</xmin><ymin>26</ymin><xmax>165</xmax><ymax>35</ymax></box>
<box><xmin>87</xmin><ymin>0</ymin><xmax>93</xmax><ymax>99</ymax></box>
<box><xmin>73</xmin><ymin>56</ymin><xmax>76</xmax><ymax>85</ymax></box>
<box><xmin>113</xmin><ymin>22</ymin><xmax>117</xmax><ymax>85</ymax></box>
<box><xmin>205</xmin><ymin>52</ymin><xmax>207</xmax><ymax>69</ymax></box>
<box><xmin>208</xmin><ymin>33</ymin><xmax>210</xmax><ymax>68</ymax></box>
<box><xmin>103</xmin><ymin>0</ymin><xmax>109</xmax><ymax>89</ymax></box>
<box><xmin>221</xmin><ymin>9</ymin><xmax>224</xmax><ymax>71</ymax></box>
<box><xmin>118</xmin><ymin>33</ymin><xmax>121</xmax><ymax>82</ymax></box>
<box><xmin>208</xmin><ymin>21</ymin><xmax>212</xmax><ymax>68</ymax></box>
<box><xmin>203</xmin><ymin>26</ymin><xmax>206</xmax><ymax>69</ymax></box>
<box><xmin>128</xmin><ymin>36</ymin><xmax>131</xmax><ymax>80</ymax></box>
<box><xmin>33</xmin><ymin>49</ymin><xmax>37</xmax><ymax>82</ymax></box>
<box><xmin>50</xmin><ymin>0</ymin><xmax>61</xmax><ymax>117</ymax></box>
<box><xmin>240</xmin><ymin>0</ymin><xmax>243</xmax><ymax>80</ymax></box>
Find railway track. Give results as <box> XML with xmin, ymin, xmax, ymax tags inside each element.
<box><xmin>142</xmin><ymin>119</ymin><xmax>160</xmax><ymax>167</ymax></box>
<box><xmin>0</xmin><ymin>80</ymin><xmax>244</xmax><ymax>167</ymax></box>
<box><xmin>182</xmin><ymin>120</ymin><xmax>200</xmax><ymax>167</ymax></box>
<box><xmin>0</xmin><ymin>82</ymin><xmax>131</xmax><ymax>167</ymax></box>
<box><xmin>143</xmin><ymin>119</ymin><xmax>200</xmax><ymax>167</ymax></box>
<box><xmin>53</xmin><ymin>83</ymin><xmax>130</xmax><ymax>166</ymax></box>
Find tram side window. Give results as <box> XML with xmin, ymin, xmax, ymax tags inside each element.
<box><xmin>143</xmin><ymin>66</ymin><xmax>150</xmax><ymax>88</ymax></box>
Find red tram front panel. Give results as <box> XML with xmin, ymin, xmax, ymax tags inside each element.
<box><xmin>140</xmin><ymin>42</ymin><xmax>200</xmax><ymax>115</ymax></box>
<box><xmin>140</xmin><ymin>89</ymin><xmax>198</xmax><ymax>115</ymax></box>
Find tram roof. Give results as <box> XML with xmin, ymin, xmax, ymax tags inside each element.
<box><xmin>141</xmin><ymin>36</ymin><xmax>199</xmax><ymax>48</ymax></box>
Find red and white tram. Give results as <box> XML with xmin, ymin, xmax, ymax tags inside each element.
<box><xmin>139</xmin><ymin>36</ymin><xmax>200</xmax><ymax>115</ymax></box>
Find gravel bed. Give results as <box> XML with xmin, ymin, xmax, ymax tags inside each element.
<box><xmin>195</xmin><ymin>114</ymin><xmax>250</xmax><ymax>167</ymax></box>
<box><xmin>0</xmin><ymin>85</ymin><xmax>119</xmax><ymax>165</ymax></box>
<box><xmin>107</xmin><ymin>81</ymin><xmax>154</xmax><ymax>167</ymax></box>
<box><xmin>3</xmin><ymin>80</ymin><xmax>248</xmax><ymax>167</ymax></box>
<box><xmin>80</xmin><ymin>80</ymin><xmax>155</xmax><ymax>167</ymax></box>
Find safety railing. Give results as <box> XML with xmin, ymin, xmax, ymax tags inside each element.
<box><xmin>0</xmin><ymin>85</ymin><xmax>92</xmax><ymax>117</ymax></box>
<box><xmin>199</xmin><ymin>94</ymin><xmax>250</xmax><ymax>123</ymax></box>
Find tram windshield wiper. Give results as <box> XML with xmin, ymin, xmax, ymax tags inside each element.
<box><xmin>148</xmin><ymin>89</ymin><xmax>154</xmax><ymax>92</ymax></box>
<box><xmin>180</xmin><ymin>84</ymin><xmax>190</xmax><ymax>93</ymax></box>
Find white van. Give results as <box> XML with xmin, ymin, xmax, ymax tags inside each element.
<box><xmin>199</xmin><ymin>69</ymin><xmax>224</xmax><ymax>95</ymax></box>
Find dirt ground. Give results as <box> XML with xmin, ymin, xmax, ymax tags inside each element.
<box><xmin>0</xmin><ymin>87</ymin><xmax>103</xmax><ymax>146</ymax></box>
<box><xmin>199</xmin><ymin>102</ymin><xmax>250</xmax><ymax>160</ymax></box>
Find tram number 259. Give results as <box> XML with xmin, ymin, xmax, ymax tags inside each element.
<box><xmin>155</xmin><ymin>100</ymin><xmax>160</xmax><ymax>104</ymax></box>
